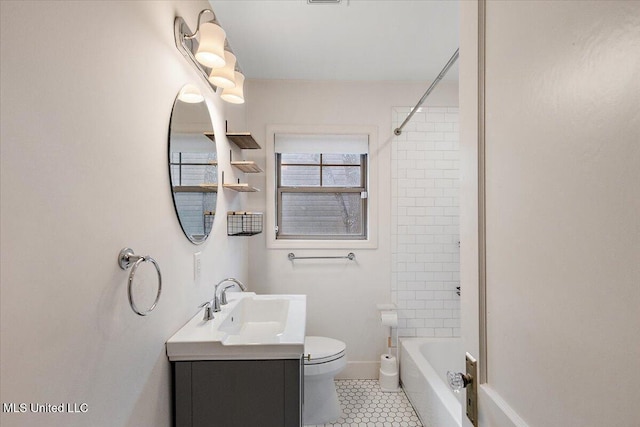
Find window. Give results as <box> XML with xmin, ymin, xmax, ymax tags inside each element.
<box><xmin>275</xmin><ymin>134</ymin><xmax>369</xmax><ymax>240</ymax></box>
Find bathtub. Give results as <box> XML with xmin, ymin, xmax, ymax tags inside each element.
<box><xmin>400</xmin><ymin>338</ymin><xmax>463</xmax><ymax>427</ymax></box>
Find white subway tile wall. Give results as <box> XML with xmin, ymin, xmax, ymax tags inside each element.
<box><xmin>391</xmin><ymin>107</ymin><xmax>460</xmax><ymax>338</ymax></box>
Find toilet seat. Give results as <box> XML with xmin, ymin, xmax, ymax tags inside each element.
<box><xmin>304</xmin><ymin>336</ymin><xmax>346</xmax><ymax>365</ymax></box>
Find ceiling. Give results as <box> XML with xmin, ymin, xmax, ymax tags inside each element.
<box><xmin>208</xmin><ymin>0</ymin><xmax>459</xmax><ymax>82</ymax></box>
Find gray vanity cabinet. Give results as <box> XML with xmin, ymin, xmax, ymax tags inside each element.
<box><xmin>173</xmin><ymin>358</ymin><xmax>302</xmax><ymax>427</ymax></box>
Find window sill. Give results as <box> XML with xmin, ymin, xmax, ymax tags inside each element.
<box><xmin>266</xmin><ymin>237</ymin><xmax>377</xmax><ymax>250</ymax></box>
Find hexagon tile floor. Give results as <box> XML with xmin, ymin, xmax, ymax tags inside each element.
<box><xmin>304</xmin><ymin>379</ymin><xmax>423</xmax><ymax>427</ymax></box>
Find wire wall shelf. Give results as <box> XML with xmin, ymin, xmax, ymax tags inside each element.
<box><xmin>227</xmin><ymin>212</ymin><xmax>263</xmax><ymax>236</ymax></box>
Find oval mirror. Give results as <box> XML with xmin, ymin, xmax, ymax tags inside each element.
<box><xmin>168</xmin><ymin>84</ymin><xmax>218</xmax><ymax>244</ymax></box>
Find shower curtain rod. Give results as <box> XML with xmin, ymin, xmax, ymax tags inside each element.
<box><xmin>394</xmin><ymin>48</ymin><xmax>460</xmax><ymax>136</ymax></box>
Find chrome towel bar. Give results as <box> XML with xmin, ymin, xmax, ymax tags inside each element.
<box><xmin>287</xmin><ymin>252</ymin><xmax>355</xmax><ymax>261</ymax></box>
<box><xmin>118</xmin><ymin>248</ymin><xmax>162</xmax><ymax>316</ymax></box>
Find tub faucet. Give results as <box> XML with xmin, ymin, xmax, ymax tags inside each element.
<box><xmin>212</xmin><ymin>278</ymin><xmax>247</xmax><ymax>312</ymax></box>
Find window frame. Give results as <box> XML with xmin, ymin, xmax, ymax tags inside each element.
<box><xmin>265</xmin><ymin>125</ymin><xmax>378</xmax><ymax>250</ymax></box>
<box><xmin>276</xmin><ymin>153</ymin><xmax>368</xmax><ymax>240</ymax></box>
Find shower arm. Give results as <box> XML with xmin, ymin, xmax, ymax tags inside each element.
<box><xmin>394</xmin><ymin>48</ymin><xmax>460</xmax><ymax>136</ymax></box>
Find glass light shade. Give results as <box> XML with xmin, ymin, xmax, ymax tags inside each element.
<box><xmin>177</xmin><ymin>84</ymin><xmax>204</xmax><ymax>103</ymax></box>
<box><xmin>194</xmin><ymin>22</ymin><xmax>226</xmax><ymax>68</ymax></box>
<box><xmin>208</xmin><ymin>51</ymin><xmax>237</xmax><ymax>88</ymax></box>
<box><xmin>220</xmin><ymin>72</ymin><xmax>245</xmax><ymax>104</ymax></box>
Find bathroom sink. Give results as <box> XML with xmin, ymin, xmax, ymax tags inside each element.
<box><xmin>219</xmin><ymin>296</ymin><xmax>290</xmax><ymax>344</ymax></box>
<box><xmin>166</xmin><ymin>292</ymin><xmax>306</xmax><ymax>361</ymax></box>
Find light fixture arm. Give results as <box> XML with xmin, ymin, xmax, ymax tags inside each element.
<box><xmin>183</xmin><ymin>9</ymin><xmax>217</xmax><ymax>40</ymax></box>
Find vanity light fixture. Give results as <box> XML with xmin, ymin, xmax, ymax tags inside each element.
<box><xmin>209</xmin><ymin>50</ymin><xmax>237</xmax><ymax>89</ymax></box>
<box><xmin>193</xmin><ymin>21</ymin><xmax>226</xmax><ymax>68</ymax></box>
<box><xmin>182</xmin><ymin>10</ymin><xmax>226</xmax><ymax>68</ymax></box>
<box><xmin>220</xmin><ymin>71</ymin><xmax>245</xmax><ymax>104</ymax></box>
<box><xmin>174</xmin><ymin>9</ymin><xmax>246</xmax><ymax>104</ymax></box>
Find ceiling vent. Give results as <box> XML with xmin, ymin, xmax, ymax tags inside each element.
<box><xmin>307</xmin><ymin>0</ymin><xmax>342</xmax><ymax>4</ymax></box>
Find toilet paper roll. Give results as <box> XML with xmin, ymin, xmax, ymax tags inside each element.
<box><xmin>379</xmin><ymin>369</ymin><xmax>400</xmax><ymax>392</ymax></box>
<box><xmin>380</xmin><ymin>311</ymin><xmax>398</xmax><ymax>327</ymax></box>
<box><xmin>380</xmin><ymin>354</ymin><xmax>398</xmax><ymax>374</ymax></box>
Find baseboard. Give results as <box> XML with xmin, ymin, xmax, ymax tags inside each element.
<box><xmin>336</xmin><ymin>361</ymin><xmax>380</xmax><ymax>380</ymax></box>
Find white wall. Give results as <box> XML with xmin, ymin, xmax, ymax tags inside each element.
<box><xmin>0</xmin><ymin>2</ymin><xmax>247</xmax><ymax>426</ymax></box>
<box><xmin>460</xmin><ymin>1</ymin><xmax>640</xmax><ymax>426</ymax></box>
<box><xmin>391</xmin><ymin>106</ymin><xmax>460</xmax><ymax>338</ymax></box>
<box><xmin>242</xmin><ymin>79</ymin><xmax>458</xmax><ymax>377</ymax></box>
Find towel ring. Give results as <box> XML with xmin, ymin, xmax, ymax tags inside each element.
<box><xmin>118</xmin><ymin>248</ymin><xmax>162</xmax><ymax>316</ymax></box>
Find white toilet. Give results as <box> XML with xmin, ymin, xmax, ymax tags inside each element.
<box><xmin>303</xmin><ymin>336</ymin><xmax>347</xmax><ymax>425</ymax></box>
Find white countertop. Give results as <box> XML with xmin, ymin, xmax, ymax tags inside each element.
<box><xmin>166</xmin><ymin>292</ymin><xmax>306</xmax><ymax>361</ymax></box>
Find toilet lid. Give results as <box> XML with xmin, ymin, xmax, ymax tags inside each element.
<box><xmin>304</xmin><ymin>336</ymin><xmax>346</xmax><ymax>365</ymax></box>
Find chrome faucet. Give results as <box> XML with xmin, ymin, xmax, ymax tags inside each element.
<box><xmin>212</xmin><ymin>278</ymin><xmax>247</xmax><ymax>312</ymax></box>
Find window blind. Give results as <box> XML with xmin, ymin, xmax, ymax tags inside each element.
<box><xmin>274</xmin><ymin>134</ymin><xmax>369</xmax><ymax>154</ymax></box>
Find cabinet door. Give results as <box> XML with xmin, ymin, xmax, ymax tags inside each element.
<box><xmin>283</xmin><ymin>358</ymin><xmax>302</xmax><ymax>427</ymax></box>
<box><xmin>191</xmin><ymin>360</ymin><xmax>293</xmax><ymax>427</ymax></box>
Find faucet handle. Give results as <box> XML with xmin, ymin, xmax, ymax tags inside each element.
<box><xmin>199</xmin><ymin>301</ymin><xmax>214</xmax><ymax>321</ymax></box>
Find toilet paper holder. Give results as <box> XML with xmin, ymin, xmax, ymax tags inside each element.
<box><xmin>380</xmin><ymin>311</ymin><xmax>398</xmax><ymax>327</ymax></box>
<box><xmin>377</xmin><ymin>303</ymin><xmax>398</xmax><ymax>327</ymax></box>
<box><xmin>377</xmin><ymin>303</ymin><xmax>398</xmax><ymax>349</ymax></box>
<box><xmin>377</xmin><ymin>304</ymin><xmax>398</xmax><ymax>328</ymax></box>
